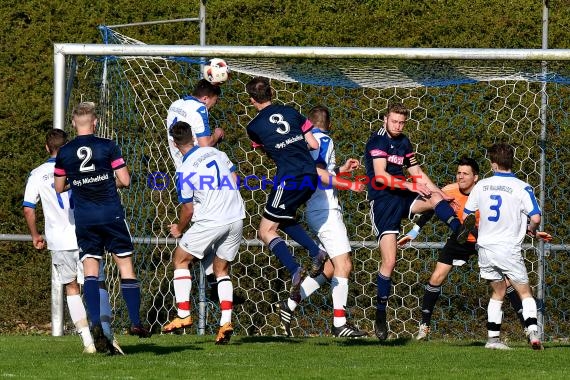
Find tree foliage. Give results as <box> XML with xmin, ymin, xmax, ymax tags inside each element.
<box><xmin>0</xmin><ymin>0</ymin><xmax>568</xmax><ymax>331</ymax></box>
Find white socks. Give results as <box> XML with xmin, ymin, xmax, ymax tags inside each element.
<box><xmin>173</xmin><ymin>269</ymin><xmax>192</xmax><ymax>318</ymax></box>
<box><xmin>217</xmin><ymin>276</ymin><xmax>233</xmax><ymax>325</ymax></box>
<box><xmin>67</xmin><ymin>295</ymin><xmax>93</xmax><ymax>347</ymax></box>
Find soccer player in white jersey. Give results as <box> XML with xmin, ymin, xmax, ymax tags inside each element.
<box><xmin>277</xmin><ymin>106</ymin><xmax>367</xmax><ymax>338</ymax></box>
<box><xmin>23</xmin><ymin>129</ymin><xmax>123</xmax><ymax>354</ymax></box>
<box><xmin>166</xmin><ymin>79</ymin><xmax>230</xmax><ymax>303</ymax></box>
<box><xmin>464</xmin><ymin>143</ymin><xmax>552</xmax><ymax>350</ymax></box>
<box><xmin>166</xmin><ymin>79</ymin><xmax>225</xmax><ymax>167</ymax></box>
<box><xmin>163</xmin><ymin>121</ymin><xmax>245</xmax><ymax>344</ymax></box>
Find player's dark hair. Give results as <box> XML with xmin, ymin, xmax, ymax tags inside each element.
<box><xmin>46</xmin><ymin>129</ymin><xmax>68</xmax><ymax>154</ymax></box>
<box><xmin>386</xmin><ymin>102</ymin><xmax>409</xmax><ymax>118</ymax></box>
<box><xmin>169</xmin><ymin>121</ymin><xmax>194</xmax><ymax>146</ymax></box>
<box><xmin>192</xmin><ymin>79</ymin><xmax>221</xmax><ymax>98</ymax></box>
<box><xmin>488</xmin><ymin>143</ymin><xmax>514</xmax><ymax>171</ymax></box>
<box><xmin>72</xmin><ymin>101</ymin><xmax>97</xmax><ymax>119</ymax></box>
<box><xmin>246</xmin><ymin>77</ymin><xmax>273</xmax><ymax>103</ymax></box>
<box><xmin>308</xmin><ymin>105</ymin><xmax>331</xmax><ymax>130</ymax></box>
<box><xmin>457</xmin><ymin>156</ymin><xmax>479</xmax><ymax>175</ymax></box>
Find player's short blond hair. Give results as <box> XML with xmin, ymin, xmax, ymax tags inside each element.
<box><xmin>72</xmin><ymin>101</ymin><xmax>97</xmax><ymax>119</ymax></box>
<box><xmin>308</xmin><ymin>105</ymin><xmax>331</xmax><ymax>130</ymax></box>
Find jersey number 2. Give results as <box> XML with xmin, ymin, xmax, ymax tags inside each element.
<box><xmin>77</xmin><ymin>146</ymin><xmax>95</xmax><ymax>172</ymax></box>
<box><xmin>488</xmin><ymin>194</ymin><xmax>502</xmax><ymax>222</ymax></box>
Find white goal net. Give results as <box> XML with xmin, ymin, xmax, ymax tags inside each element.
<box><xmin>54</xmin><ymin>28</ymin><xmax>570</xmax><ymax>340</ymax></box>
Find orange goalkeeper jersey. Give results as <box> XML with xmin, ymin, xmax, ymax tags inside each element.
<box><xmin>441</xmin><ymin>182</ymin><xmax>479</xmax><ymax>243</ymax></box>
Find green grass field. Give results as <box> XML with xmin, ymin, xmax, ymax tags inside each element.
<box><xmin>1</xmin><ymin>334</ymin><xmax>569</xmax><ymax>379</ymax></box>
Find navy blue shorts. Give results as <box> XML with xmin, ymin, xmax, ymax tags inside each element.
<box><xmin>263</xmin><ymin>174</ymin><xmax>317</xmax><ymax>223</ymax></box>
<box><xmin>439</xmin><ymin>233</ymin><xmax>477</xmax><ymax>265</ymax></box>
<box><xmin>75</xmin><ymin>218</ymin><xmax>134</xmax><ymax>260</ymax></box>
<box><xmin>370</xmin><ymin>189</ymin><xmax>418</xmax><ymax>238</ymax></box>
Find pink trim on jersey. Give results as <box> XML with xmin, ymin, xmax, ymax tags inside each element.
<box><xmin>251</xmin><ymin>141</ymin><xmax>263</xmax><ymax>148</ymax></box>
<box><xmin>369</xmin><ymin>149</ymin><xmax>388</xmax><ymax>158</ymax></box>
<box><xmin>111</xmin><ymin>158</ymin><xmax>125</xmax><ymax>169</ymax></box>
<box><xmin>301</xmin><ymin>119</ymin><xmax>313</xmax><ymax>133</ymax></box>
<box><xmin>54</xmin><ymin>167</ymin><xmax>66</xmax><ymax>176</ymax></box>
<box><xmin>405</xmin><ymin>152</ymin><xmax>415</xmax><ymax>157</ymax></box>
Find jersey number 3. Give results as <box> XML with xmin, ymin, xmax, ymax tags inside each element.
<box><xmin>488</xmin><ymin>194</ymin><xmax>502</xmax><ymax>222</ymax></box>
<box><xmin>270</xmin><ymin>114</ymin><xmax>290</xmax><ymax>134</ymax></box>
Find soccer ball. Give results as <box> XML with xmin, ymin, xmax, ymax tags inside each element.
<box><xmin>203</xmin><ymin>58</ymin><xmax>230</xmax><ymax>84</ymax></box>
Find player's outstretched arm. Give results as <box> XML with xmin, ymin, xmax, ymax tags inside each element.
<box><xmin>318</xmin><ymin>166</ymin><xmax>365</xmax><ymax>192</ymax></box>
<box><xmin>407</xmin><ymin>165</ymin><xmax>452</xmax><ymax>201</ymax></box>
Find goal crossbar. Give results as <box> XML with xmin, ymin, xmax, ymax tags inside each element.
<box><xmin>53</xmin><ymin>43</ymin><xmax>570</xmax><ymax>130</ymax></box>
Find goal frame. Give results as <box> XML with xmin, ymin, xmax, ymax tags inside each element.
<box><xmin>53</xmin><ymin>44</ymin><xmax>570</xmax><ymax>131</ymax></box>
<box><xmin>53</xmin><ymin>44</ymin><xmax>569</xmax><ymax>339</ymax></box>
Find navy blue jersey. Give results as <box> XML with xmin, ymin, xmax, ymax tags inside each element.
<box><xmin>55</xmin><ymin>134</ymin><xmax>126</xmax><ymax>226</ymax></box>
<box><xmin>364</xmin><ymin>127</ymin><xmax>417</xmax><ymax>200</ymax></box>
<box><xmin>247</xmin><ymin>104</ymin><xmax>316</xmax><ymax>178</ymax></box>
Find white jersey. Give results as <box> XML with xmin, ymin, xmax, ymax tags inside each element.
<box><xmin>306</xmin><ymin>129</ymin><xmax>340</xmax><ymax>211</ymax></box>
<box><xmin>166</xmin><ymin>96</ymin><xmax>212</xmax><ymax>169</ymax></box>
<box><xmin>22</xmin><ymin>158</ymin><xmax>78</xmax><ymax>251</ymax></box>
<box><xmin>464</xmin><ymin>172</ymin><xmax>541</xmax><ymax>252</ymax></box>
<box><xmin>177</xmin><ymin>146</ymin><xmax>245</xmax><ymax>227</ymax></box>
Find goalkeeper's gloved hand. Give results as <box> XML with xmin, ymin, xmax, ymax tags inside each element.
<box><xmin>398</xmin><ymin>225</ymin><xmax>421</xmax><ymax>246</ymax></box>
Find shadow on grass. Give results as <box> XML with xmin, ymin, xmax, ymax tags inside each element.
<box><xmin>542</xmin><ymin>343</ymin><xmax>570</xmax><ymax>349</ymax></box>
<box><xmin>448</xmin><ymin>340</ymin><xmax>486</xmax><ymax>347</ymax></box>
<box><xmin>235</xmin><ymin>335</ymin><xmax>412</xmax><ymax>347</ymax></box>
<box><xmin>236</xmin><ymin>335</ymin><xmax>313</xmax><ymax>345</ymax></box>
<box><xmin>122</xmin><ymin>342</ymin><xmax>203</xmax><ymax>355</ymax></box>
<box><xmin>335</xmin><ymin>337</ymin><xmax>412</xmax><ymax>347</ymax></box>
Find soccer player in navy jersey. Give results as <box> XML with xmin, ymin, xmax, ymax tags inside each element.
<box><xmin>277</xmin><ymin>106</ymin><xmax>366</xmax><ymax>338</ymax></box>
<box><xmin>245</xmin><ymin>77</ymin><xmax>328</xmax><ymax>302</ymax></box>
<box><xmin>364</xmin><ymin>102</ymin><xmax>472</xmax><ymax>340</ymax></box>
<box><xmin>54</xmin><ymin>102</ymin><xmax>150</xmax><ymax>352</ymax></box>
<box><xmin>24</xmin><ymin>129</ymin><xmax>124</xmax><ymax>354</ymax></box>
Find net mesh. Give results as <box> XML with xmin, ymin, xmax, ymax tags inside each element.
<box><xmin>64</xmin><ymin>27</ymin><xmax>569</xmax><ymax>340</ymax></box>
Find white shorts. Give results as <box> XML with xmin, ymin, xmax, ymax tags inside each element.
<box><xmin>178</xmin><ymin>219</ymin><xmax>243</xmax><ymax>262</ymax></box>
<box><xmin>305</xmin><ymin>209</ymin><xmax>351</xmax><ymax>259</ymax></box>
<box><xmin>478</xmin><ymin>245</ymin><xmax>529</xmax><ymax>284</ymax></box>
<box><xmin>51</xmin><ymin>250</ymin><xmax>106</xmax><ymax>285</ymax></box>
<box><xmin>51</xmin><ymin>250</ymin><xmax>82</xmax><ymax>285</ymax></box>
